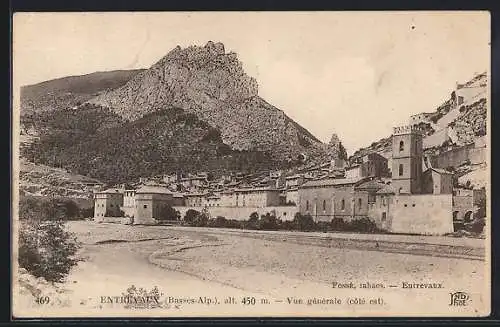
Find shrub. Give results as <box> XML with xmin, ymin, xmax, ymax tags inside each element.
<box><xmin>81</xmin><ymin>206</ymin><xmax>94</xmax><ymax>218</ymax></box>
<box><xmin>157</xmin><ymin>205</ymin><xmax>180</xmax><ymax>221</ymax></box>
<box><xmin>258</xmin><ymin>213</ymin><xmax>280</xmax><ymax>230</ymax></box>
<box><xmin>184</xmin><ymin>209</ymin><xmax>200</xmax><ymax>225</ymax></box>
<box><xmin>465</xmin><ymin>218</ymin><xmax>485</xmax><ymax>234</ymax></box>
<box><xmin>330</xmin><ymin>218</ymin><xmax>347</xmax><ymax>231</ymax></box>
<box><xmin>347</xmin><ymin>217</ymin><xmax>380</xmax><ymax>233</ymax></box>
<box><xmin>293</xmin><ymin>213</ymin><xmax>315</xmax><ymax>231</ymax></box>
<box><xmin>249</xmin><ymin>212</ymin><xmax>259</xmax><ymax>222</ymax></box>
<box><xmin>280</xmin><ymin>220</ymin><xmax>296</xmax><ymax>231</ymax></box>
<box><xmin>193</xmin><ymin>211</ymin><xmax>209</xmax><ymax>227</ymax></box>
<box><xmin>208</xmin><ymin>216</ymin><xmax>228</xmax><ymax>228</ymax></box>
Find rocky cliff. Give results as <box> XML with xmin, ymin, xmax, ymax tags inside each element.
<box><xmin>350</xmin><ymin>72</ymin><xmax>488</xmax><ymax>165</ymax></box>
<box><xmin>87</xmin><ymin>41</ymin><xmax>328</xmax><ymax>162</ymax></box>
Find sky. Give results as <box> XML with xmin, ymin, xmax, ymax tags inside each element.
<box><xmin>13</xmin><ymin>12</ymin><xmax>490</xmax><ymax>155</ymax></box>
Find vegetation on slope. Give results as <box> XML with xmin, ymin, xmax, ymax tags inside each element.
<box><xmin>22</xmin><ymin>106</ymin><xmax>290</xmax><ymax>185</ymax></box>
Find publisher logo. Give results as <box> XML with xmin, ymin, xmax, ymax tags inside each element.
<box><xmin>449</xmin><ymin>291</ymin><xmax>470</xmax><ymax>306</ymax></box>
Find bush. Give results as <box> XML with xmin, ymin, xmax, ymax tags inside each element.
<box><xmin>81</xmin><ymin>206</ymin><xmax>94</xmax><ymax>218</ymax></box>
<box><xmin>465</xmin><ymin>218</ymin><xmax>485</xmax><ymax>234</ymax></box>
<box><xmin>184</xmin><ymin>209</ymin><xmax>200</xmax><ymax>225</ymax></box>
<box><xmin>293</xmin><ymin>213</ymin><xmax>315</xmax><ymax>231</ymax></box>
<box><xmin>258</xmin><ymin>213</ymin><xmax>280</xmax><ymax>230</ymax></box>
<box><xmin>329</xmin><ymin>217</ymin><xmax>381</xmax><ymax>233</ymax></box>
<box><xmin>157</xmin><ymin>205</ymin><xmax>180</xmax><ymax>221</ymax></box>
<box><xmin>208</xmin><ymin>216</ymin><xmax>228</xmax><ymax>228</ymax></box>
<box><xmin>105</xmin><ymin>208</ymin><xmax>125</xmax><ymax>217</ymax></box>
<box><xmin>193</xmin><ymin>211</ymin><xmax>209</xmax><ymax>227</ymax></box>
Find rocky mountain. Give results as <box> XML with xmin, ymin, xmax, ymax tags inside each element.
<box><xmin>20</xmin><ymin>69</ymin><xmax>145</xmax><ymax>116</ymax></box>
<box><xmin>86</xmin><ymin>41</ymin><xmax>328</xmax><ymax>162</ymax></box>
<box><xmin>20</xmin><ymin>42</ymin><xmax>337</xmax><ymax>184</ymax></box>
<box><xmin>350</xmin><ymin>72</ymin><xmax>488</xmax><ymax>164</ymax></box>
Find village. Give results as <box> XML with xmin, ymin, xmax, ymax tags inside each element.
<box><xmin>93</xmin><ymin>119</ymin><xmax>486</xmax><ymax>236</ymax></box>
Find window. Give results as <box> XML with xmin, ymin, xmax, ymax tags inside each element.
<box><xmin>404</xmin><ymin>204</ymin><xmax>408</xmax><ymax>207</ymax></box>
<box><xmin>323</xmin><ymin>200</ymin><xmax>326</xmax><ymax>211</ymax></box>
<box><xmin>382</xmin><ymin>212</ymin><xmax>387</xmax><ymax>221</ymax></box>
<box><xmin>110</xmin><ymin>204</ymin><xmax>113</xmax><ymax>207</ymax></box>
<box><xmin>358</xmin><ymin>198</ymin><xmax>362</xmax><ymax>209</ymax></box>
<box><xmin>412</xmin><ymin>204</ymin><xmax>416</xmax><ymax>207</ymax></box>
<box><xmin>143</xmin><ymin>205</ymin><xmax>147</xmax><ymax>209</ymax></box>
<box><xmin>399</xmin><ymin>164</ymin><xmax>404</xmax><ymax>176</ymax></box>
<box><xmin>341</xmin><ymin>199</ymin><xmax>345</xmax><ymax>210</ymax></box>
<box><xmin>306</xmin><ymin>200</ymin><xmax>309</xmax><ymax>211</ymax></box>
<box><xmin>399</xmin><ymin>140</ymin><xmax>404</xmax><ymax>151</ymax></box>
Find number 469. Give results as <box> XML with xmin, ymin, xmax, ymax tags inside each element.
<box><xmin>36</xmin><ymin>296</ymin><xmax>50</xmax><ymax>305</ymax></box>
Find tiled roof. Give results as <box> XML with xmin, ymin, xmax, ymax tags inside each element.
<box><xmin>376</xmin><ymin>184</ymin><xmax>396</xmax><ymax>194</ymax></box>
<box><xmin>355</xmin><ymin>179</ymin><xmax>387</xmax><ymax>191</ymax></box>
<box><xmin>300</xmin><ymin>177</ymin><xmax>366</xmax><ymax>188</ymax></box>
<box><xmin>136</xmin><ymin>186</ymin><xmax>173</xmax><ymax>194</ymax></box>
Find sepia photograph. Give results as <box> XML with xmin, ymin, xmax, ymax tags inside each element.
<box><xmin>11</xmin><ymin>11</ymin><xmax>490</xmax><ymax>318</ymax></box>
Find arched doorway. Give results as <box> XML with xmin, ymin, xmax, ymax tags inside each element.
<box><xmin>453</xmin><ymin>211</ymin><xmax>459</xmax><ymax>221</ymax></box>
<box><xmin>464</xmin><ymin>211</ymin><xmax>473</xmax><ymax>222</ymax></box>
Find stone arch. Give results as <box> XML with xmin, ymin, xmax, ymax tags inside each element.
<box><xmin>464</xmin><ymin>211</ymin><xmax>473</xmax><ymax>222</ymax></box>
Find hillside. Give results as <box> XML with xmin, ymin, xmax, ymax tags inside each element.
<box><xmin>20</xmin><ymin>69</ymin><xmax>145</xmax><ymax>116</ymax></box>
<box><xmin>19</xmin><ymin>159</ymin><xmax>103</xmax><ymax>199</ymax></box>
<box><xmin>22</xmin><ymin>106</ymin><xmax>293</xmax><ymax>184</ymax></box>
<box><xmin>350</xmin><ymin>72</ymin><xmax>488</xmax><ymax>166</ymax></box>
<box><xmin>87</xmin><ymin>41</ymin><xmax>328</xmax><ymax>162</ymax></box>
<box><xmin>20</xmin><ymin>42</ymin><xmax>336</xmax><ymax>184</ymax></box>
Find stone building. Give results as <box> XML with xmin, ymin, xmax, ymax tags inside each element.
<box><xmin>366</xmin><ymin>125</ymin><xmax>455</xmax><ymax>235</ymax></box>
<box><xmin>391</xmin><ymin>125</ymin><xmax>424</xmax><ymax>194</ymax></box>
<box><xmin>345</xmin><ymin>153</ymin><xmax>389</xmax><ymax>179</ymax></box>
<box><xmin>134</xmin><ymin>186</ymin><xmax>174</xmax><ymax>225</ymax></box>
<box><xmin>184</xmin><ymin>193</ymin><xmax>207</xmax><ymax>207</ymax></box>
<box><xmin>172</xmin><ymin>193</ymin><xmax>186</xmax><ymax>206</ymax></box>
<box><xmin>298</xmin><ymin>177</ymin><xmax>372</xmax><ymax>222</ymax></box>
<box><xmin>452</xmin><ymin>187</ymin><xmax>487</xmax><ymax>223</ymax></box>
<box><xmin>206</xmin><ymin>195</ymin><xmax>222</xmax><ymax>207</ymax></box>
<box><xmin>368</xmin><ymin>189</ymin><xmax>454</xmax><ymax>235</ymax></box>
<box><xmin>94</xmin><ymin>189</ymin><xmax>124</xmax><ymax>218</ymax></box>
<box><xmin>121</xmin><ymin>189</ymin><xmax>136</xmax><ymax>218</ymax></box>
<box><xmin>421</xmin><ymin>168</ymin><xmax>453</xmax><ymax>195</ymax></box>
<box><xmin>233</xmin><ymin>187</ymin><xmax>281</xmax><ymax>207</ymax></box>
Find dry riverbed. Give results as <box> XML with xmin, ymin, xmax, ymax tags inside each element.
<box><xmin>13</xmin><ymin>221</ymin><xmax>490</xmax><ymax>317</ymax></box>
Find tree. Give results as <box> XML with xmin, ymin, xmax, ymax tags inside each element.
<box><xmin>18</xmin><ymin>196</ymin><xmax>81</xmax><ymax>283</ymax></box>
<box><xmin>19</xmin><ymin>220</ymin><xmax>81</xmax><ymax>283</ymax></box>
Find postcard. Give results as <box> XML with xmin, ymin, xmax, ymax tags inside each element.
<box><xmin>12</xmin><ymin>11</ymin><xmax>491</xmax><ymax>318</ymax></box>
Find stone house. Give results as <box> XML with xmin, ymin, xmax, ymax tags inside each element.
<box><xmin>121</xmin><ymin>189</ymin><xmax>136</xmax><ymax>218</ymax></box>
<box><xmin>134</xmin><ymin>186</ymin><xmax>174</xmax><ymax>225</ymax></box>
<box><xmin>421</xmin><ymin>168</ymin><xmax>454</xmax><ymax>195</ymax></box>
<box><xmin>94</xmin><ymin>189</ymin><xmax>124</xmax><ymax>218</ymax></box>
<box><xmin>233</xmin><ymin>187</ymin><xmax>281</xmax><ymax>207</ymax></box>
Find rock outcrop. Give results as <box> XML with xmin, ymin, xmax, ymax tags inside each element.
<box><xmin>87</xmin><ymin>41</ymin><xmax>328</xmax><ymax>162</ymax></box>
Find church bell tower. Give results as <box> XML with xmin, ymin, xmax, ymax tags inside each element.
<box><xmin>391</xmin><ymin>125</ymin><xmax>423</xmax><ymax>194</ymax></box>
